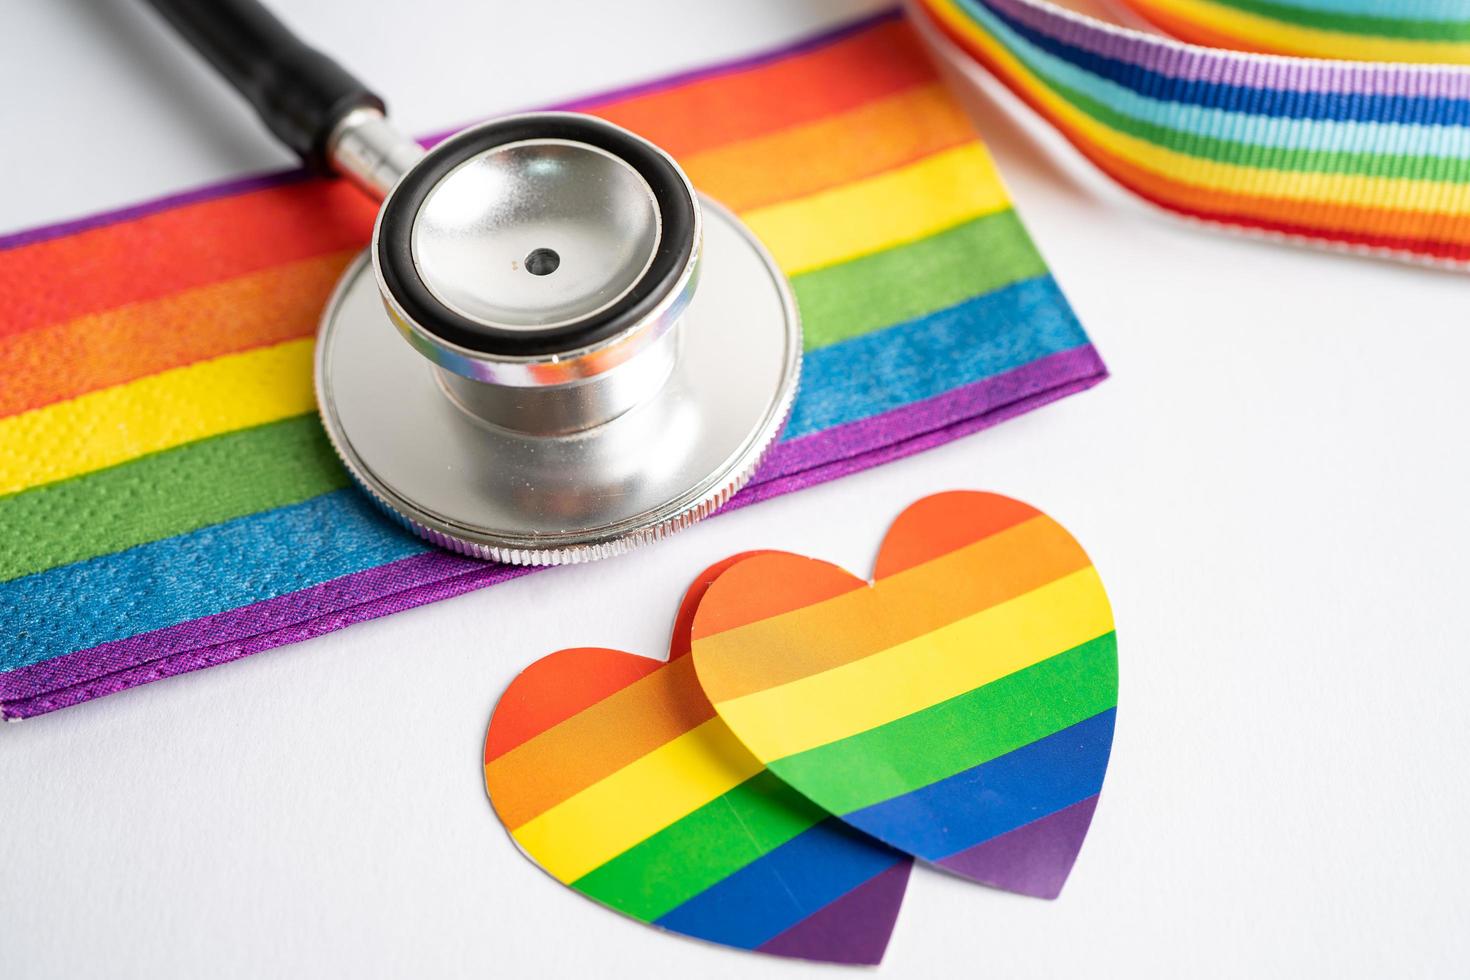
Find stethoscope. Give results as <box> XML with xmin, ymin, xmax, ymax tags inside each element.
<box><xmin>141</xmin><ymin>0</ymin><xmax>801</xmax><ymax>565</ymax></box>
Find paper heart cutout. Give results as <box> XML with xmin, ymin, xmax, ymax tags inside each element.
<box><xmin>483</xmin><ymin>559</ymin><xmax>912</xmax><ymax>964</ymax></box>
<box><xmin>691</xmin><ymin>491</ymin><xmax>1117</xmax><ymax>899</ymax></box>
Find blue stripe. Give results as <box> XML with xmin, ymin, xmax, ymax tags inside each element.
<box><xmin>972</xmin><ymin>0</ymin><xmax>1470</xmax><ymax>159</ymax></box>
<box><xmin>654</xmin><ymin>817</ymin><xmax>904</xmax><ymax>949</ymax></box>
<box><xmin>843</xmin><ymin>708</ymin><xmax>1116</xmax><ymax>861</ymax></box>
<box><xmin>970</xmin><ymin>0</ymin><xmax>1470</xmax><ymax>126</ymax></box>
<box><xmin>784</xmin><ymin>275</ymin><xmax>1088</xmax><ymax>438</ymax></box>
<box><xmin>2</xmin><ymin>276</ymin><xmax>1087</xmax><ymax>669</ymax></box>
<box><xmin>0</xmin><ymin>489</ymin><xmax>429</xmax><ymax>670</ymax></box>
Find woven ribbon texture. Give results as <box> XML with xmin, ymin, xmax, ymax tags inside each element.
<box><xmin>912</xmin><ymin>0</ymin><xmax>1470</xmax><ymax>265</ymax></box>
<box><xmin>0</xmin><ymin>12</ymin><xmax>1105</xmax><ymax>719</ymax></box>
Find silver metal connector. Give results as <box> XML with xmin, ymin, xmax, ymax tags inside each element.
<box><xmin>327</xmin><ymin>107</ymin><xmax>426</xmax><ymax>199</ymax></box>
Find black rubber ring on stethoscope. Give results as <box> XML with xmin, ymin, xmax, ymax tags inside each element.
<box><xmin>375</xmin><ymin>115</ymin><xmax>697</xmax><ymax>359</ymax></box>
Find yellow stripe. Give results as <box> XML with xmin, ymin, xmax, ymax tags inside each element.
<box><xmin>2</xmin><ymin>141</ymin><xmax>1009</xmax><ymax>494</ymax></box>
<box><xmin>705</xmin><ymin>567</ymin><xmax>1114</xmax><ymax>762</ymax></box>
<box><xmin>1136</xmin><ymin>0</ymin><xmax>1470</xmax><ymax>64</ymax></box>
<box><xmin>0</xmin><ymin>339</ymin><xmax>314</xmax><ymax>496</ymax></box>
<box><xmin>933</xmin><ymin>0</ymin><xmax>1470</xmax><ymax>215</ymax></box>
<box><xmin>507</xmin><ymin>718</ymin><xmax>762</xmax><ymax>883</ymax></box>
<box><xmin>743</xmin><ymin>142</ymin><xmax>1011</xmax><ymax>276</ymax></box>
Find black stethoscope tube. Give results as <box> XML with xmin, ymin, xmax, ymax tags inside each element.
<box><xmin>141</xmin><ymin>0</ymin><xmax>384</xmax><ymax>173</ymax></box>
<box><xmin>132</xmin><ymin>0</ymin><xmax>804</xmax><ymax>564</ymax></box>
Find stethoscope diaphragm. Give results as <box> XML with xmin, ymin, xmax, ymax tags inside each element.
<box><xmin>140</xmin><ymin>1</ymin><xmax>802</xmax><ymax>565</ymax></box>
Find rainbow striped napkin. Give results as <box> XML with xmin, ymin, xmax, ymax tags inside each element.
<box><xmin>0</xmin><ymin>11</ymin><xmax>1105</xmax><ymax>719</ymax></box>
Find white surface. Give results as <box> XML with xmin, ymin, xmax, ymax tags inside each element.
<box><xmin>2</xmin><ymin>2</ymin><xmax>1468</xmax><ymax>977</ymax></box>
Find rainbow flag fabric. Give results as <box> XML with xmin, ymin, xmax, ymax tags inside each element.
<box><xmin>913</xmin><ymin>0</ymin><xmax>1470</xmax><ymax>265</ymax></box>
<box><xmin>0</xmin><ymin>11</ymin><xmax>1105</xmax><ymax>720</ymax></box>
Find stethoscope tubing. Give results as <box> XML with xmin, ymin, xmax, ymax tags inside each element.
<box><xmin>141</xmin><ymin>0</ymin><xmax>385</xmax><ymax>174</ymax></box>
<box><xmin>136</xmin><ymin>0</ymin><xmax>805</xmax><ymax>565</ymax></box>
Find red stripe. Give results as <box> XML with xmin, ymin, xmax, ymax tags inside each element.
<box><xmin>483</xmin><ymin>647</ymin><xmax>663</xmax><ymax>763</ymax></box>
<box><xmin>668</xmin><ymin>551</ymin><xmax>780</xmax><ymax>660</ymax></box>
<box><xmin>0</xmin><ymin>182</ymin><xmax>375</xmax><ymax>342</ymax></box>
<box><xmin>585</xmin><ymin>19</ymin><xmax>936</xmax><ymax>158</ymax></box>
<box><xmin>0</xmin><ymin>19</ymin><xmax>936</xmax><ymax>342</ymax></box>
<box><xmin>690</xmin><ymin>555</ymin><xmax>867</xmax><ymax>641</ymax></box>
<box><xmin>874</xmin><ymin>492</ymin><xmax>1040</xmax><ymax>579</ymax></box>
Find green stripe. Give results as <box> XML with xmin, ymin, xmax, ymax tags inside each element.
<box><xmin>1207</xmin><ymin>0</ymin><xmax>1470</xmax><ymax>41</ymax></box>
<box><xmin>9</xmin><ymin>219</ymin><xmax>1043</xmax><ymax>580</ymax></box>
<box><xmin>793</xmin><ymin>209</ymin><xmax>1046</xmax><ymax>350</ymax></box>
<box><xmin>1031</xmin><ymin>49</ymin><xmax>1470</xmax><ymax>182</ymax></box>
<box><xmin>0</xmin><ymin>415</ymin><xmax>347</xmax><ymax>582</ymax></box>
<box><xmin>767</xmin><ymin>632</ymin><xmax>1118</xmax><ymax>816</ymax></box>
<box><xmin>571</xmin><ymin>770</ymin><xmax>826</xmax><ymax>922</ymax></box>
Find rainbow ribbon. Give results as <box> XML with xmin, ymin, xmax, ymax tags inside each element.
<box><xmin>912</xmin><ymin>0</ymin><xmax>1470</xmax><ymax>264</ymax></box>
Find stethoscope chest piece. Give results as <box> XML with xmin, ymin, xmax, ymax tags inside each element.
<box><xmin>315</xmin><ymin>113</ymin><xmax>801</xmax><ymax>565</ymax></box>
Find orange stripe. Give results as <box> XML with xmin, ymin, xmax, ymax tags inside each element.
<box><xmin>484</xmin><ymin>648</ymin><xmax>666</xmax><ymax>763</ymax></box>
<box><xmin>668</xmin><ymin>551</ymin><xmax>780</xmax><ymax>661</ymax></box>
<box><xmin>0</xmin><ymin>250</ymin><xmax>353</xmax><ymax>417</ymax></box>
<box><xmin>485</xmin><ymin>655</ymin><xmax>713</xmax><ymax>830</ymax></box>
<box><xmin>1</xmin><ymin>83</ymin><xmax>966</xmax><ymax>416</ymax></box>
<box><xmin>1078</xmin><ymin>119</ymin><xmax>1470</xmax><ymax>245</ymax></box>
<box><xmin>690</xmin><ymin>555</ymin><xmax>865</xmax><ymax>642</ymax></box>
<box><xmin>1123</xmin><ymin>3</ymin><xmax>1299</xmax><ymax>56</ymax></box>
<box><xmin>0</xmin><ymin>20</ymin><xmax>934</xmax><ymax>342</ymax></box>
<box><xmin>0</xmin><ymin>181</ymin><xmax>376</xmax><ymax>341</ymax></box>
<box><xmin>681</xmin><ymin>81</ymin><xmax>975</xmax><ymax>213</ymax></box>
<box><xmin>693</xmin><ymin>514</ymin><xmax>1093</xmax><ymax>704</ymax></box>
<box><xmin>586</xmin><ymin>18</ymin><xmax>936</xmax><ymax>158</ymax></box>
<box><xmin>874</xmin><ymin>491</ymin><xmax>1040</xmax><ymax>579</ymax></box>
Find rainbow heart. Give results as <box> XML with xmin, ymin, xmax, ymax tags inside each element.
<box><xmin>691</xmin><ymin>491</ymin><xmax>1117</xmax><ymax>898</ymax></box>
<box><xmin>483</xmin><ymin>556</ymin><xmax>912</xmax><ymax>964</ymax></box>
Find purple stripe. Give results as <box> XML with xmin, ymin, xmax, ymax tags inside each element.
<box><xmin>0</xmin><ymin>554</ymin><xmax>530</xmax><ymax>718</ymax></box>
<box><xmin>756</xmin><ymin>860</ymin><xmax>911</xmax><ymax>964</ymax></box>
<box><xmin>978</xmin><ymin>0</ymin><xmax>1470</xmax><ymax>96</ymax></box>
<box><xmin>0</xmin><ymin>345</ymin><xmax>1105</xmax><ymax>718</ymax></box>
<box><xmin>0</xmin><ymin>552</ymin><xmax>514</xmax><ymax>705</ymax></box>
<box><xmin>421</xmin><ymin>8</ymin><xmax>905</xmax><ymax>148</ymax></box>
<box><xmin>935</xmin><ymin>794</ymin><xmax>1100</xmax><ymax>899</ymax></box>
<box><xmin>756</xmin><ymin>343</ymin><xmax>1103</xmax><ymax>483</ymax></box>
<box><xmin>0</xmin><ymin>8</ymin><xmax>901</xmax><ymax>253</ymax></box>
<box><xmin>550</xmin><ymin>8</ymin><xmax>903</xmax><ymax>110</ymax></box>
<box><xmin>733</xmin><ymin>347</ymin><xmax>1104</xmax><ymax>509</ymax></box>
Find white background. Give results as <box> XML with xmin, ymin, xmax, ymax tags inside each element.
<box><xmin>3</xmin><ymin>1</ymin><xmax>1468</xmax><ymax>977</ymax></box>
